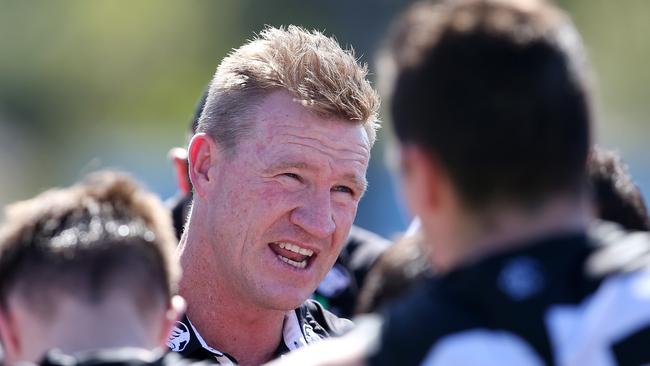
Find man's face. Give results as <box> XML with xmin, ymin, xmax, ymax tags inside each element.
<box><xmin>197</xmin><ymin>90</ymin><xmax>370</xmax><ymax>310</ymax></box>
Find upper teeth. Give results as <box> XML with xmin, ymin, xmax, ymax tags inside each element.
<box><xmin>277</xmin><ymin>242</ymin><xmax>314</xmax><ymax>257</ymax></box>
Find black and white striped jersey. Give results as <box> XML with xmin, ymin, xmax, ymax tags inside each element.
<box><xmin>368</xmin><ymin>222</ymin><xmax>650</xmax><ymax>366</ymax></box>
<box><xmin>167</xmin><ymin>299</ymin><xmax>353</xmax><ymax>365</ymax></box>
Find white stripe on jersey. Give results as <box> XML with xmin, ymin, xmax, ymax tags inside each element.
<box><xmin>421</xmin><ymin>330</ymin><xmax>544</xmax><ymax>365</ymax></box>
<box><xmin>546</xmin><ymin>271</ymin><xmax>650</xmax><ymax>366</ymax></box>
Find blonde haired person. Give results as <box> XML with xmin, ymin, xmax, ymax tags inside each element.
<box><xmin>171</xmin><ymin>25</ymin><xmax>380</xmax><ymax>365</ymax></box>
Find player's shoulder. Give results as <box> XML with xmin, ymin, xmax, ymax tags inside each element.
<box><xmin>368</xmin><ymin>280</ymin><xmax>476</xmax><ymax>366</ymax></box>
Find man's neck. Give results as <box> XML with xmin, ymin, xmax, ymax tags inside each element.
<box><xmin>179</xmin><ymin>234</ymin><xmax>287</xmax><ymax>366</ymax></box>
<box><xmin>426</xmin><ymin>194</ymin><xmax>591</xmax><ymax>273</ymax></box>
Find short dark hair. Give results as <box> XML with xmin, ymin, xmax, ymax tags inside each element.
<box><xmin>188</xmin><ymin>86</ymin><xmax>209</xmax><ymax>143</ymax></box>
<box><xmin>0</xmin><ymin>171</ymin><xmax>180</xmax><ymax>319</ymax></box>
<box><xmin>589</xmin><ymin>147</ymin><xmax>649</xmax><ymax>231</ymax></box>
<box><xmin>382</xmin><ymin>0</ymin><xmax>593</xmax><ymax>209</ymax></box>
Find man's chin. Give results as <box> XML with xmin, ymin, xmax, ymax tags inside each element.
<box><xmin>259</xmin><ymin>291</ymin><xmax>312</xmax><ymax>311</ymax></box>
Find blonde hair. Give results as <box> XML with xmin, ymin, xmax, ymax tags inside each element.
<box><xmin>198</xmin><ymin>25</ymin><xmax>380</xmax><ymax>152</ymax></box>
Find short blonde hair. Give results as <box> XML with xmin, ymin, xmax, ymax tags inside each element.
<box><xmin>198</xmin><ymin>25</ymin><xmax>381</xmax><ymax>152</ymax></box>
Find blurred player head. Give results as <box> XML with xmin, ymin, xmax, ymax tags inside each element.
<box><xmin>0</xmin><ymin>171</ymin><xmax>184</xmax><ymax>364</ymax></box>
<box><xmin>380</xmin><ymin>0</ymin><xmax>593</xmax><ymax>271</ymax></box>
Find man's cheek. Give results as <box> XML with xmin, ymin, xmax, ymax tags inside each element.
<box><xmin>338</xmin><ymin>205</ymin><xmax>357</xmax><ymax>229</ymax></box>
<box><xmin>259</xmin><ymin>184</ymin><xmax>300</xmax><ymax>207</ymax></box>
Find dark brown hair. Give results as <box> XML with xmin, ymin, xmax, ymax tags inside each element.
<box><xmin>589</xmin><ymin>147</ymin><xmax>650</xmax><ymax>231</ymax></box>
<box><xmin>356</xmin><ymin>232</ymin><xmax>432</xmax><ymax>314</ymax></box>
<box><xmin>381</xmin><ymin>0</ymin><xmax>593</xmax><ymax>209</ymax></box>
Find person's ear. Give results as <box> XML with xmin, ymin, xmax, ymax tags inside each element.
<box><xmin>399</xmin><ymin>145</ymin><xmax>446</xmax><ymax>217</ymax></box>
<box><xmin>0</xmin><ymin>306</ymin><xmax>20</xmax><ymax>364</ymax></box>
<box><xmin>157</xmin><ymin>295</ymin><xmax>186</xmax><ymax>348</ymax></box>
<box><xmin>187</xmin><ymin>133</ymin><xmax>220</xmax><ymax>198</ymax></box>
<box><xmin>168</xmin><ymin>147</ymin><xmax>191</xmax><ymax>195</ymax></box>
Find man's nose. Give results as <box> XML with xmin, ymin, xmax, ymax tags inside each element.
<box><xmin>290</xmin><ymin>189</ymin><xmax>336</xmax><ymax>239</ymax></box>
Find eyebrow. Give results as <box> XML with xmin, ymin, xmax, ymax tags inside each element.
<box><xmin>264</xmin><ymin>161</ymin><xmax>368</xmax><ymax>195</ymax></box>
<box><xmin>263</xmin><ymin>161</ymin><xmax>310</xmax><ymax>174</ymax></box>
<box><xmin>345</xmin><ymin>173</ymin><xmax>368</xmax><ymax>195</ymax></box>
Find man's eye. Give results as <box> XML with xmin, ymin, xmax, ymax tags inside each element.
<box><xmin>282</xmin><ymin>173</ymin><xmax>302</xmax><ymax>181</ymax></box>
<box><xmin>332</xmin><ymin>185</ymin><xmax>354</xmax><ymax>196</ymax></box>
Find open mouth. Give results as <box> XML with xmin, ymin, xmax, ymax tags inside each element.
<box><xmin>269</xmin><ymin>242</ymin><xmax>315</xmax><ymax>269</ymax></box>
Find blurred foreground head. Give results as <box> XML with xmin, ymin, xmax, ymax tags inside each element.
<box><xmin>0</xmin><ymin>171</ymin><xmax>183</xmax><ymax>364</ymax></box>
<box><xmin>383</xmin><ymin>0</ymin><xmax>592</xmax><ymax>210</ymax></box>
<box><xmin>380</xmin><ymin>0</ymin><xmax>594</xmax><ymax>271</ymax></box>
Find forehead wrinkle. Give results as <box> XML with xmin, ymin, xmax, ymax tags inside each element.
<box><xmin>284</xmin><ymin>140</ymin><xmax>369</xmax><ymax>167</ymax></box>
<box><xmin>263</xmin><ymin>140</ymin><xmax>369</xmax><ymax>193</ymax></box>
<box><xmin>261</xmin><ymin>154</ymin><xmax>367</xmax><ymax>196</ymax></box>
<box><xmin>269</xmin><ymin>122</ymin><xmax>370</xmax><ymax>154</ymax></box>
<box><xmin>281</xmin><ymin>133</ymin><xmax>370</xmax><ymax>162</ymax></box>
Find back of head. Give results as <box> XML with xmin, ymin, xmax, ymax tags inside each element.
<box><xmin>382</xmin><ymin>0</ymin><xmax>593</xmax><ymax>209</ymax></box>
<box><xmin>0</xmin><ymin>171</ymin><xmax>180</xmax><ymax>361</ymax></box>
<box><xmin>198</xmin><ymin>25</ymin><xmax>381</xmax><ymax>154</ymax></box>
<box><xmin>588</xmin><ymin>147</ymin><xmax>650</xmax><ymax>231</ymax></box>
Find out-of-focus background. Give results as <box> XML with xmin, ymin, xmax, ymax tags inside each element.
<box><xmin>0</xmin><ymin>0</ymin><xmax>648</xmax><ymax>238</ymax></box>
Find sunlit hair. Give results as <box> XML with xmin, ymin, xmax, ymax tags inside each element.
<box><xmin>0</xmin><ymin>171</ymin><xmax>180</xmax><ymax>318</ymax></box>
<box><xmin>198</xmin><ymin>25</ymin><xmax>381</xmax><ymax>153</ymax></box>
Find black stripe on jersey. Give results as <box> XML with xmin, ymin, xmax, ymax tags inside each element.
<box><xmin>612</xmin><ymin>324</ymin><xmax>650</xmax><ymax>366</ymax></box>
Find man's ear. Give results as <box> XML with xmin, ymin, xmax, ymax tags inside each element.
<box><xmin>168</xmin><ymin>147</ymin><xmax>191</xmax><ymax>195</ymax></box>
<box><xmin>399</xmin><ymin>145</ymin><xmax>447</xmax><ymax>217</ymax></box>
<box><xmin>157</xmin><ymin>295</ymin><xmax>186</xmax><ymax>349</ymax></box>
<box><xmin>0</xmin><ymin>306</ymin><xmax>20</xmax><ymax>364</ymax></box>
<box><xmin>187</xmin><ymin>133</ymin><xmax>220</xmax><ymax>198</ymax></box>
